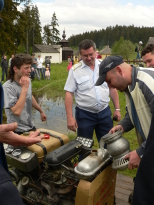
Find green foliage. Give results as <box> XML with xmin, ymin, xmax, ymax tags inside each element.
<box><xmin>16</xmin><ymin>45</ymin><xmax>25</xmax><ymax>54</ymax></box>
<box><xmin>43</xmin><ymin>24</ymin><xmax>52</xmax><ymax>45</ymax></box>
<box><xmin>68</xmin><ymin>25</ymin><xmax>154</xmax><ymax>49</ymax></box>
<box><xmin>0</xmin><ymin>0</ymin><xmax>25</xmax><ymax>55</ymax></box>
<box><xmin>20</xmin><ymin>4</ymin><xmax>42</xmax><ymax>52</ymax></box>
<box><xmin>42</xmin><ymin>12</ymin><xmax>61</xmax><ymax>45</ymax></box>
<box><xmin>0</xmin><ymin>0</ymin><xmax>42</xmax><ymax>55</ymax></box>
<box><xmin>49</xmin><ymin>12</ymin><xmax>61</xmax><ymax>44</ymax></box>
<box><xmin>112</xmin><ymin>37</ymin><xmax>135</xmax><ymax>60</ymax></box>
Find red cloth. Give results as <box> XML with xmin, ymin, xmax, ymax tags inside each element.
<box><xmin>67</xmin><ymin>62</ymin><xmax>72</xmax><ymax>71</ymax></box>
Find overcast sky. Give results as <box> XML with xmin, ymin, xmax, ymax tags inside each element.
<box><xmin>29</xmin><ymin>0</ymin><xmax>154</xmax><ymax>39</ymax></box>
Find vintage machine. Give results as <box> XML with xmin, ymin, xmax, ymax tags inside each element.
<box><xmin>4</xmin><ymin>128</ymin><xmax>118</xmax><ymax>205</ymax></box>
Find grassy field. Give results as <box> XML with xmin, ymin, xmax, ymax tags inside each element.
<box><xmin>1</xmin><ymin>60</ymin><xmax>139</xmax><ymax>178</ymax></box>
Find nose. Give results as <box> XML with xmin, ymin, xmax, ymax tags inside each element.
<box><xmin>87</xmin><ymin>55</ymin><xmax>91</xmax><ymax>60</ymax></box>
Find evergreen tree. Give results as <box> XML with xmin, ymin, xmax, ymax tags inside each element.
<box><xmin>32</xmin><ymin>5</ymin><xmax>42</xmax><ymax>45</ymax></box>
<box><xmin>42</xmin><ymin>24</ymin><xmax>52</xmax><ymax>45</ymax></box>
<box><xmin>19</xmin><ymin>3</ymin><xmax>42</xmax><ymax>53</ymax></box>
<box><xmin>68</xmin><ymin>25</ymin><xmax>154</xmax><ymax>49</ymax></box>
<box><xmin>50</xmin><ymin>12</ymin><xmax>61</xmax><ymax>44</ymax></box>
<box><xmin>0</xmin><ymin>0</ymin><xmax>26</xmax><ymax>55</ymax></box>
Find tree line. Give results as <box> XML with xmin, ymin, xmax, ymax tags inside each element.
<box><xmin>68</xmin><ymin>25</ymin><xmax>154</xmax><ymax>49</ymax></box>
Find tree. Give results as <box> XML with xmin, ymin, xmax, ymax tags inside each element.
<box><xmin>50</xmin><ymin>12</ymin><xmax>60</xmax><ymax>44</ymax></box>
<box><xmin>0</xmin><ymin>0</ymin><xmax>26</xmax><ymax>55</ymax></box>
<box><xmin>19</xmin><ymin>3</ymin><xmax>42</xmax><ymax>53</ymax></box>
<box><xmin>31</xmin><ymin>5</ymin><xmax>42</xmax><ymax>45</ymax></box>
<box><xmin>42</xmin><ymin>24</ymin><xmax>52</xmax><ymax>45</ymax></box>
<box><xmin>112</xmin><ymin>37</ymin><xmax>135</xmax><ymax>60</ymax></box>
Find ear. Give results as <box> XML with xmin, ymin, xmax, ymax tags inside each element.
<box><xmin>116</xmin><ymin>66</ymin><xmax>123</xmax><ymax>76</ymax></box>
<box><xmin>13</xmin><ymin>66</ymin><xmax>18</xmax><ymax>73</ymax></box>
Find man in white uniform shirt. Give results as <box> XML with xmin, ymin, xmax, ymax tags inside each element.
<box><xmin>64</xmin><ymin>39</ymin><xmax>121</xmax><ymax>142</ymax></box>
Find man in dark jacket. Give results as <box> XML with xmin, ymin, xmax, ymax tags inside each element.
<box><xmin>1</xmin><ymin>54</ymin><xmax>8</xmax><ymax>81</ymax></box>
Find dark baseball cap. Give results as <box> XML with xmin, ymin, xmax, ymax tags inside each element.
<box><xmin>95</xmin><ymin>55</ymin><xmax>124</xmax><ymax>86</ymax></box>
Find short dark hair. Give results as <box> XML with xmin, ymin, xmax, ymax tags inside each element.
<box><xmin>8</xmin><ymin>54</ymin><xmax>33</xmax><ymax>82</ymax></box>
<box><xmin>78</xmin><ymin>39</ymin><xmax>96</xmax><ymax>54</ymax></box>
<box><xmin>141</xmin><ymin>44</ymin><xmax>154</xmax><ymax>57</ymax></box>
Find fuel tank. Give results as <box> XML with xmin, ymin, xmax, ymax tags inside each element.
<box><xmin>27</xmin><ymin>128</ymin><xmax>69</xmax><ymax>163</ymax></box>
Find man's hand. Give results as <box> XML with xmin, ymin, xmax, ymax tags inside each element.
<box><xmin>0</xmin><ymin>123</ymin><xmax>44</xmax><ymax>146</ymax></box>
<box><xmin>124</xmin><ymin>150</ymin><xmax>141</xmax><ymax>169</ymax></box>
<box><xmin>109</xmin><ymin>124</ymin><xmax>124</xmax><ymax>133</ymax></box>
<box><xmin>113</xmin><ymin>110</ymin><xmax>121</xmax><ymax>121</ymax></box>
<box><xmin>19</xmin><ymin>76</ymin><xmax>30</xmax><ymax>89</ymax></box>
<box><xmin>67</xmin><ymin>117</ymin><xmax>78</xmax><ymax>132</ymax></box>
<box><xmin>40</xmin><ymin>111</ymin><xmax>47</xmax><ymax>121</ymax></box>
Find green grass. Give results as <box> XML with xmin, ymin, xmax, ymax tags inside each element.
<box><xmin>1</xmin><ymin>60</ymin><xmax>138</xmax><ymax>178</ymax></box>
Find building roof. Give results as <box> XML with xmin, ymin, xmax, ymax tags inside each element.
<box><xmin>33</xmin><ymin>44</ymin><xmax>59</xmax><ymax>53</ymax></box>
<box><xmin>53</xmin><ymin>45</ymin><xmax>61</xmax><ymax>49</ymax></box>
<box><xmin>62</xmin><ymin>47</ymin><xmax>73</xmax><ymax>51</ymax></box>
<box><xmin>60</xmin><ymin>39</ymin><xmax>69</xmax><ymax>43</ymax></box>
<box><xmin>100</xmin><ymin>45</ymin><xmax>112</xmax><ymax>55</ymax></box>
<box><xmin>147</xmin><ymin>37</ymin><xmax>154</xmax><ymax>44</ymax></box>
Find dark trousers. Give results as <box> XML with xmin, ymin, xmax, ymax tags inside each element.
<box><xmin>0</xmin><ymin>0</ymin><xmax>4</xmax><ymax>11</ymax></box>
<box><xmin>0</xmin><ymin>165</ymin><xmax>23</xmax><ymax>205</ymax></box>
<box><xmin>75</xmin><ymin>106</ymin><xmax>113</xmax><ymax>142</ymax></box>
<box><xmin>1</xmin><ymin>67</ymin><xmax>7</xmax><ymax>81</ymax></box>
<box><xmin>133</xmin><ymin>112</ymin><xmax>154</xmax><ymax>205</ymax></box>
<box><xmin>43</xmin><ymin>67</ymin><xmax>46</xmax><ymax>78</ymax></box>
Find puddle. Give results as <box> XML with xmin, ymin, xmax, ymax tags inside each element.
<box><xmin>32</xmin><ymin>96</ymin><xmax>76</xmax><ymax>135</ymax></box>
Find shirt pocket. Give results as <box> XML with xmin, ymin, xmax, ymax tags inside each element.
<box><xmin>76</xmin><ymin>76</ymin><xmax>90</xmax><ymax>91</ymax></box>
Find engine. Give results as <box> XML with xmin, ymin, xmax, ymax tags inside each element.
<box><xmin>4</xmin><ymin>129</ymin><xmax>116</xmax><ymax>205</ymax></box>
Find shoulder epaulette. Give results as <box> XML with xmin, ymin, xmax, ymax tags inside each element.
<box><xmin>72</xmin><ymin>62</ymin><xmax>82</xmax><ymax>71</ymax></box>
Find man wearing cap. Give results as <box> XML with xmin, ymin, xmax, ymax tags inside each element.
<box><xmin>136</xmin><ymin>41</ymin><xmax>143</xmax><ymax>60</ymax></box>
<box><xmin>64</xmin><ymin>39</ymin><xmax>121</xmax><ymax>143</ymax></box>
<box><xmin>96</xmin><ymin>55</ymin><xmax>154</xmax><ymax>204</ymax></box>
<box><xmin>141</xmin><ymin>44</ymin><xmax>154</xmax><ymax>67</ymax></box>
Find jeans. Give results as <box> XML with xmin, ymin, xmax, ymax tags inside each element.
<box><xmin>37</xmin><ymin>67</ymin><xmax>44</xmax><ymax>79</ymax></box>
<box><xmin>136</xmin><ymin>52</ymin><xmax>141</xmax><ymax>60</ymax></box>
<box><xmin>1</xmin><ymin>67</ymin><xmax>7</xmax><ymax>81</ymax></box>
<box><xmin>34</xmin><ymin>68</ymin><xmax>40</xmax><ymax>80</ymax></box>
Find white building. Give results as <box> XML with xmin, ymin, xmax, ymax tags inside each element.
<box><xmin>33</xmin><ymin>44</ymin><xmax>62</xmax><ymax>63</ymax></box>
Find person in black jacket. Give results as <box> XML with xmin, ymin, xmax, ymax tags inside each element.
<box><xmin>133</xmin><ymin>112</ymin><xmax>154</xmax><ymax>205</ymax></box>
<box><xmin>1</xmin><ymin>54</ymin><xmax>8</xmax><ymax>81</ymax></box>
